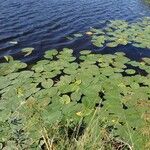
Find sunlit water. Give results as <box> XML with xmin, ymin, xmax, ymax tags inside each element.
<box><xmin>0</xmin><ymin>0</ymin><xmax>150</xmax><ymax>62</ymax></box>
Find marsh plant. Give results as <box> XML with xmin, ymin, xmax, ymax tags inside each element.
<box><xmin>0</xmin><ymin>48</ymin><xmax>150</xmax><ymax>150</ymax></box>
<box><xmin>0</xmin><ymin>18</ymin><xmax>150</xmax><ymax>150</ymax></box>
<box><xmin>68</xmin><ymin>17</ymin><xmax>150</xmax><ymax>49</ymax></box>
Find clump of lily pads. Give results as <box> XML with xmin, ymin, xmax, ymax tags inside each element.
<box><xmin>0</xmin><ymin>48</ymin><xmax>150</xmax><ymax>149</ymax></box>
<box><xmin>67</xmin><ymin>17</ymin><xmax>150</xmax><ymax>49</ymax></box>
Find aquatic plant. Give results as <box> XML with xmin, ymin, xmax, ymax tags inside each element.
<box><xmin>67</xmin><ymin>17</ymin><xmax>150</xmax><ymax>49</ymax></box>
<box><xmin>21</xmin><ymin>47</ymin><xmax>34</xmax><ymax>56</ymax></box>
<box><xmin>0</xmin><ymin>48</ymin><xmax>150</xmax><ymax>149</ymax></box>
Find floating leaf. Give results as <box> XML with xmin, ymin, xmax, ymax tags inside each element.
<box><xmin>125</xmin><ymin>69</ymin><xmax>136</xmax><ymax>75</ymax></box>
<box><xmin>44</xmin><ymin>49</ymin><xmax>58</xmax><ymax>59</ymax></box>
<box><xmin>73</xmin><ymin>33</ymin><xmax>83</xmax><ymax>37</ymax></box>
<box><xmin>41</xmin><ymin>79</ymin><xmax>53</xmax><ymax>89</ymax></box>
<box><xmin>22</xmin><ymin>47</ymin><xmax>34</xmax><ymax>56</ymax></box>
<box><xmin>4</xmin><ymin>56</ymin><xmax>14</xmax><ymax>62</ymax></box>
<box><xmin>42</xmin><ymin>110</ymin><xmax>62</xmax><ymax>124</ymax></box>
<box><xmin>66</xmin><ymin>36</ymin><xmax>74</xmax><ymax>40</ymax></box>
<box><xmin>92</xmin><ymin>35</ymin><xmax>105</xmax><ymax>47</ymax></box>
<box><xmin>60</xmin><ymin>95</ymin><xmax>71</xmax><ymax>104</ymax></box>
<box><xmin>142</xmin><ymin>58</ymin><xmax>150</xmax><ymax>65</ymax></box>
<box><xmin>80</xmin><ymin>50</ymin><xmax>91</xmax><ymax>55</ymax></box>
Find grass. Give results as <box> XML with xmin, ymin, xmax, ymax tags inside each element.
<box><xmin>39</xmin><ymin>109</ymin><xmax>132</xmax><ymax>150</ymax></box>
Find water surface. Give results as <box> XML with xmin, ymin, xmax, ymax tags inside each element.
<box><xmin>0</xmin><ymin>0</ymin><xmax>150</xmax><ymax>62</ymax></box>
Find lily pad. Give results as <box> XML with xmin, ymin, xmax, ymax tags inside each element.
<box><xmin>60</xmin><ymin>95</ymin><xmax>71</xmax><ymax>104</ymax></box>
<box><xmin>125</xmin><ymin>69</ymin><xmax>136</xmax><ymax>75</ymax></box>
<box><xmin>73</xmin><ymin>33</ymin><xmax>83</xmax><ymax>37</ymax></box>
<box><xmin>92</xmin><ymin>35</ymin><xmax>105</xmax><ymax>47</ymax></box>
<box><xmin>22</xmin><ymin>47</ymin><xmax>34</xmax><ymax>56</ymax></box>
<box><xmin>80</xmin><ymin>50</ymin><xmax>91</xmax><ymax>55</ymax></box>
<box><xmin>44</xmin><ymin>49</ymin><xmax>58</xmax><ymax>59</ymax></box>
<box><xmin>41</xmin><ymin>79</ymin><xmax>53</xmax><ymax>89</ymax></box>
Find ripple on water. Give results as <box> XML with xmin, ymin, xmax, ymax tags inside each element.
<box><xmin>0</xmin><ymin>0</ymin><xmax>150</xmax><ymax>62</ymax></box>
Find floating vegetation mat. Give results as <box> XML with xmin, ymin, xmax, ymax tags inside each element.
<box><xmin>0</xmin><ymin>48</ymin><xmax>150</xmax><ymax>149</ymax></box>
<box><xmin>67</xmin><ymin>17</ymin><xmax>150</xmax><ymax>49</ymax></box>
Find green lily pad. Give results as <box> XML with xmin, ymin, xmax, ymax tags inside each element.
<box><xmin>4</xmin><ymin>55</ymin><xmax>14</xmax><ymax>62</ymax></box>
<box><xmin>73</xmin><ymin>33</ymin><xmax>83</xmax><ymax>38</ymax></box>
<box><xmin>125</xmin><ymin>69</ymin><xmax>136</xmax><ymax>75</ymax></box>
<box><xmin>142</xmin><ymin>58</ymin><xmax>150</xmax><ymax>65</ymax></box>
<box><xmin>41</xmin><ymin>79</ymin><xmax>53</xmax><ymax>89</ymax></box>
<box><xmin>22</xmin><ymin>47</ymin><xmax>34</xmax><ymax>56</ymax></box>
<box><xmin>92</xmin><ymin>35</ymin><xmax>105</xmax><ymax>47</ymax></box>
<box><xmin>60</xmin><ymin>95</ymin><xmax>71</xmax><ymax>104</ymax></box>
<box><xmin>44</xmin><ymin>49</ymin><xmax>58</xmax><ymax>59</ymax></box>
<box><xmin>80</xmin><ymin>50</ymin><xmax>91</xmax><ymax>55</ymax></box>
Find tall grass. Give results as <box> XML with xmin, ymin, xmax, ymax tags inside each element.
<box><xmin>41</xmin><ymin>109</ymin><xmax>131</xmax><ymax>150</ymax></box>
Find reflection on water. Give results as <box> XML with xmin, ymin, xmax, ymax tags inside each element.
<box><xmin>0</xmin><ymin>0</ymin><xmax>150</xmax><ymax>62</ymax></box>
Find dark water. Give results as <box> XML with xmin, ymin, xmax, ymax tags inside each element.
<box><xmin>0</xmin><ymin>0</ymin><xmax>150</xmax><ymax>62</ymax></box>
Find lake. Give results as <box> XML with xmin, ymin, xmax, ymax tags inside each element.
<box><xmin>0</xmin><ymin>0</ymin><xmax>150</xmax><ymax>62</ymax></box>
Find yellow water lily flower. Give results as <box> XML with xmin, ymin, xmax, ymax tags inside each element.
<box><xmin>76</xmin><ymin>111</ymin><xmax>83</xmax><ymax>116</ymax></box>
<box><xmin>86</xmin><ymin>31</ymin><xmax>93</xmax><ymax>35</ymax></box>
